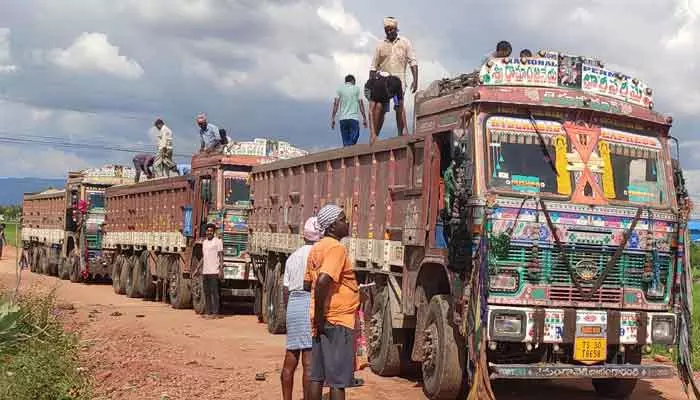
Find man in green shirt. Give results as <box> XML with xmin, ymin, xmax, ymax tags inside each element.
<box><xmin>331</xmin><ymin>75</ymin><xmax>368</xmax><ymax>146</ymax></box>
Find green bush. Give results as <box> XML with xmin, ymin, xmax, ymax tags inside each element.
<box><xmin>0</xmin><ymin>291</ymin><xmax>91</xmax><ymax>400</ymax></box>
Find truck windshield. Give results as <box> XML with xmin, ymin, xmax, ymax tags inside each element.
<box><xmin>486</xmin><ymin>116</ymin><xmax>561</xmax><ymax>195</ymax></box>
<box><xmin>224</xmin><ymin>174</ymin><xmax>250</xmax><ymax>206</ymax></box>
<box><xmin>485</xmin><ymin>116</ymin><xmax>669</xmax><ymax>206</ymax></box>
<box><xmin>87</xmin><ymin>192</ymin><xmax>105</xmax><ymax>209</ymax></box>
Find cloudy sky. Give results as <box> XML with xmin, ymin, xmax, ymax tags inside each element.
<box><xmin>0</xmin><ymin>0</ymin><xmax>699</xmax><ymax>196</ymax></box>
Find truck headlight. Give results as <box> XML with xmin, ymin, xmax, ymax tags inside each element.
<box><xmin>489</xmin><ymin>310</ymin><xmax>526</xmax><ymax>341</ymax></box>
<box><xmin>651</xmin><ymin>315</ymin><xmax>675</xmax><ymax>345</ymax></box>
<box><xmin>489</xmin><ymin>269</ymin><xmax>520</xmax><ymax>293</ymax></box>
<box><xmin>224</xmin><ymin>247</ymin><xmax>237</xmax><ymax>256</ymax></box>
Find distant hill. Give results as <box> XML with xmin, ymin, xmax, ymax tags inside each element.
<box><xmin>0</xmin><ymin>178</ymin><xmax>65</xmax><ymax>206</ymax></box>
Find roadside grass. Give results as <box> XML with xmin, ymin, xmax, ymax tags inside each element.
<box><xmin>2</xmin><ymin>221</ymin><xmax>18</xmax><ymax>247</ymax></box>
<box><xmin>0</xmin><ymin>290</ymin><xmax>91</xmax><ymax>400</ymax></box>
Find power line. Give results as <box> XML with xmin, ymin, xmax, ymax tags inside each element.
<box><xmin>0</xmin><ymin>135</ymin><xmax>193</xmax><ymax>159</ymax></box>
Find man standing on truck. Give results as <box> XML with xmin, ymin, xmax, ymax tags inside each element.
<box><xmin>280</xmin><ymin>217</ymin><xmax>321</xmax><ymax>400</ymax></box>
<box><xmin>367</xmin><ymin>16</ymin><xmax>418</xmax><ymax>141</ymax></box>
<box><xmin>132</xmin><ymin>153</ymin><xmax>155</xmax><ymax>183</ymax></box>
<box><xmin>331</xmin><ymin>74</ymin><xmax>368</xmax><ymax>146</ymax></box>
<box><xmin>196</xmin><ymin>113</ymin><xmax>223</xmax><ymax>153</ymax></box>
<box><xmin>305</xmin><ymin>205</ymin><xmax>359</xmax><ymax>400</ymax></box>
<box><xmin>153</xmin><ymin>118</ymin><xmax>179</xmax><ymax>177</ymax></box>
<box><xmin>201</xmin><ymin>223</ymin><xmax>224</xmax><ymax>319</ymax></box>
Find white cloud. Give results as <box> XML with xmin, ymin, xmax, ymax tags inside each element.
<box><xmin>0</xmin><ymin>145</ymin><xmax>91</xmax><ymax>178</ymax></box>
<box><xmin>0</xmin><ymin>28</ymin><xmax>17</xmax><ymax>74</ymax></box>
<box><xmin>47</xmin><ymin>32</ymin><xmax>144</xmax><ymax>80</ymax></box>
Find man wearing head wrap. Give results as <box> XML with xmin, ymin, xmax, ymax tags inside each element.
<box><xmin>304</xmin><ymin>204</ymin><xmax>359</xmax><ymax>400</ymax></box>
<box><xmin>367</xmin><ymin>16</ymin><xmax>418</xmax><ymax>142</ymax></box>
<box><xmin>196</xmin><ymin>113</ymin><xmax>223</xmax><ymax>153</ymax></box>
<box><xmin>281</xmin><ymin>217</ymin><xmax>321</xmax><ymax>400</ymax></box>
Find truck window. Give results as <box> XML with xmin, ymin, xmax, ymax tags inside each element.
<box><xmin>486</xmin><ymin>116</ymin><xmax>563</xmax><ymax>195</ymax></box>
<box><xmin>601</xmin><ymin>128</ymin><xmax>668</xmax><ymax>206</ymax></box>
<box><xmin>224</xmin><ymin>176</ymin><xmax>250</xmax><ymax>206</ymax></box>
<box><xmin>87</xmin><ymin>192</ymin><xmax>105</xmax><ymax>209</ymax></box>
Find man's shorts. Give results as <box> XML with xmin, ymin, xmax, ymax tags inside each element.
<box><xmin>367</xmin><ymin>75</ymin><xmax>404</xmax><ymax>111</ymax></box>
<box><xmin>310</xmin><ymin>323</ymin><xmax>355</xmax><ymax>389</ymax></box>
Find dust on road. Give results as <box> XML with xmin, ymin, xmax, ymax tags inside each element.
<box><xmin>0</xmin><ymin>246</ymin><xmax>689</xmax><ymax>399</ymax></box>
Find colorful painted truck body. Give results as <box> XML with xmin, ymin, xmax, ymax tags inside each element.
<box><xmin>21</xmin><ymin>165</ymin><xmax>135</xmax><ymax>281</ymax></box>
<box><xmin>101</xmin><ymin>153</ymin><xmax>276</xmax><ymax>312</ymax></box>
<box><xmin>248</xmin><ymin>51</ymin><xmax>683</xmax><ymax>399</ymax></box>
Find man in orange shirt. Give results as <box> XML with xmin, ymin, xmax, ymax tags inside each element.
<box><xmin>304</xmin><ymin>204</ymin><xmax>359</xmax><ymax>400</ymax></box>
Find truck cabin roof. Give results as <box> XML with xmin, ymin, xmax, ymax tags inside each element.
<box><xmin>415</xmin><ymin>49</ymin><xmax>672</xmax><ymax>131</ymax></box>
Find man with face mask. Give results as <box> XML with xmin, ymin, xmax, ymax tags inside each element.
<box><xmin>367</xmin><ymin>17</ymin><xmax>418</xmax><ymax>141</ymax></box>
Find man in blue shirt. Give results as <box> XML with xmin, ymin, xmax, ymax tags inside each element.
<box><xmin>331</xmin><ymin>75</ymin><xmax>367</xmax><ymax>147</ymax></box>
<box><xmin>196</xmin><ymin>113</ymin><xmax>223</xmax><ymax>153</ymax></box>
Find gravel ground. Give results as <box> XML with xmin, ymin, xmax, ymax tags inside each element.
<box><xmin>0</xmin><ymin>246</ymin><xmax>691</xmax><ymax>400</ymax></box>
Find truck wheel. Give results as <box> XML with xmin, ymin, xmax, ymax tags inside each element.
<box><xmin>112</xmin><ymin>256</ymin><xmax>126</xmax><ymax>294</ymax></box>
<box><xmin>261</xmin><ymin>267</ymin><xmax>272</xmax><ymax>324</ymax></box>
<box><xmin>125</xmin><ymin>256</ymin><xmax>141</xmax><ymax>298</ymax></box>
<box><xmin>368</xmin><ymin>284</ymin><xmax>401</xmax><ymax>377</ymax></box>
<box><xmin>253</xmin><ymin>284</ymin><xmax>264</xmax><ymax>323</ymax></box>
<box><xmin>48</xmin><ymin>249</ymin><xmax>59</xmax><ymax>276</ymax></box>
<box><xmin>69</xmin><ymin>254</ymin><xmax>81</xmax><ymax>283</ymax></box>
<box><xmin>591</xmin><ymin>379</ymin><xmax>638</xmax><ymax>399</ymax></box>
<box><xmin>421</xmin><ymin>295</ymin><xmax>466</xmax><ymax>400</ymax></box>
<box><xmin>592</xmin><ymin>347</ymin><xmax>641</xmax><ymax>399</ymax></box>
<box><xmin>137</xmin><ymin>253</ymin><xmax>156</xmax><ymax>300</ymax></box>
<box><xmin>59</xmin><ymin>257</ymin><xmax>70</xmax><ymax>280</ymax></box>
<box><xmin>39</xmin><ymin>247</ymin><xmax>50</xmax><ymax>275</ymax></box>
<box><xmin>266</xmin><ymin>262</ymin><xmax>286</xmax><ymax>335</ymax></box>
<box><xmin>31</xmin><ymin>247</ymin><xmax>40</xmax><ymax>273</ymax></box>
<box><xmin>168</xmin><ymin>258</ymin><xmax>192</xmax><ymax>309</ymax></box>
<box><xmin>191</xmin><ymin>274</ymin><xmax>206</xmax><ymax>314</ymax></box>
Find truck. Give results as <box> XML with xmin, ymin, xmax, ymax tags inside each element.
<box><xmin>101</xmin><ymin>149</ymin><xmax>304</xmax><ymax>313</ymax></box>
<box><xmin>248</xmin><ymin>49</ymin><xmax>686</xmax><ymax>399</ymax></box>
<box><xmin>22</xmin><ymin>165</ymin><xmax>135</xmax><ymax>282</ymax></box>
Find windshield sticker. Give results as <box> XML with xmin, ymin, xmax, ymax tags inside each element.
<box><xmin>627</xmin><ymin>184</ymin><xmax>656</xmax><ymax>203</ymax></box>
<box><xmin>511</xmin><ymin>175</ymin><xmax>542</xmax><ymax>193</ymax></box>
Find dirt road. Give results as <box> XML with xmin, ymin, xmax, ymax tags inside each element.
<box><xmin>0</xmin><ymin>246</ymin><xmax>691</xmax><ymax>399</ymax></box>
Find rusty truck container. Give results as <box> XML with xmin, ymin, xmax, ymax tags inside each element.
<box><xmin>22</xmin><ymin>165</ymin><xmax>134</xmax><ymax>282</ymax></box>
<box><xmin>103</xmin><ymin>175</ymin><xmax>194</xmax><ymax>304</ymax></box>
<box><xmin>248</xmin><ymin>135</ymin><xmax>429</xmax><ymax>337</ymax></box>
<box><xmin>21</xmin><ymin>189</ymin><xmax>67</xmax><ymax>275</ymax></box>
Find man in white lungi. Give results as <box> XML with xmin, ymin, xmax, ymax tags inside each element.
<box><xmin>280</xmin><ymin>217</ymin><xmax>321</xmax><ymax>400</ymax></box>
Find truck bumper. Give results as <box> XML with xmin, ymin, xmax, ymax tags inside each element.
<box><xmin>220</xmin><ymin>288</ymin><xmax>255</xmax><ymax>298</ymax></box>
<box><xmin>490</xmin><ymin>363</ymin><xmax>675</xmax><ymax>380</ymax></box>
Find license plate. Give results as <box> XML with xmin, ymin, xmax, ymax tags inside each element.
<box><xmin>574</xmin><ymin>338</ymin><xmax>607</xmax><ymax>362</ymax></box>
<box><xmin>223</xmin><ymin>266</ymin><xmax>239</xmax><ymax>280</ymax></box>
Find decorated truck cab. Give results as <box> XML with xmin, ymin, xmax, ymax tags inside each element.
<box><xmin>409</xmin><ymin>48</ymin><xmax>690</xmax><ymax>399</ymax></box>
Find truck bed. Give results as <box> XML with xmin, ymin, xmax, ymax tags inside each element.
<box><xmin>103</xmin><ymin>176</ymin><xmax>193</xmax><ymax>252</ymax></box>
<box><xmin>21</xmin><ymin>189</ymin><xmax>67</xmax><ymax>244</ymax></box>
<box><xmin>248</xmin><ymin>135</ymin><xmax>425</xmax><ymax>270</ymax></box>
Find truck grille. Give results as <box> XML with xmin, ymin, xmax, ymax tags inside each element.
<box><xmin>491</xmin><ymin>243</ymin><xmax>671</xmax><ymax>302</ymax></box>
<box><xmin>223</xmin><ymin>232</ymin><xmax>248</xmax><ymax>256</ymax></box>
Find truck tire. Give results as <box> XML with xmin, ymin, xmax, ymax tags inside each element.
<box><xmin>69</xmin><ymin>254</ymin><xmax>81</xmax><ymax>283</ymax></box>
<box><xmin>591</xmin><ymin>347</ymin><xmax>641</xmax><ymax>399</ymax></box>
<box><xmin>125</xmin><ymin>255</ymin><xmax>141</xmax><ymax>298</ymax></box>
<box><xmin>112</xmin><ymin>255</ymin><xmax>126</xmax><ymax>294</ymax></box>
<box><xmin>59</xmin><ymin>257</ymin><xmax>70</xmax><ymax>280</ymax></box>
<box><xmin>266</xmin><ymin>262</ymin><xmax>286</xmax><ymax>335</ymax></box>
<box><xmin>254</xmin><ymin>283</ymin><xmax>264</xmax><ymax>323</ymax></box>
<box><xmin>591</xmin><ymin>379</ymin><xmax>638</xmax><ymax>399</ymax></box>
<box><xmin>368</xmin><ymin>284</ymin><xmax>401</xmax><ymax>377</ymax></box>
<box><xmin>191</xmin><ymin>274</ymin><xmax>206</xmax><ymax>314</ymax></box>
<box><xmin>31</xmin><ymin>247</ymin><xmax>40</xmax><ymax>273</ymax></box>
<box><xmin>421</xmin><ymin>295</ymin><xmax>466</xmax><ymax>400</ymax></box>
<box><xmin>168</xmin><ymin>258</ymin><xmax>192</xmax><ymax>309</ymax></box>
<box><xmin>48</xmin><ymin>248</ymin><xmax>59</xmax><ymax>276</ymax></box>
<box><xmin>39</xmin><ymin>247</ymin><xmax>50</xmax><ymax>275</ymax></box>
<box><xmin>137</xmin><ymin>253</ymin><xmax>156</xmax><ymax>300</ymax></box>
